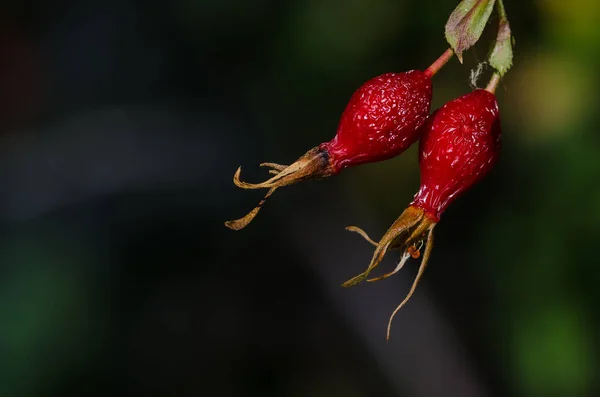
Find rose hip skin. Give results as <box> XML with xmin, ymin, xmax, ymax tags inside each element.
<box><xmin>412</xmin><ymin>89</ymin><xmax>501</xmax><ymax>221</ymax></box>
<box><xmin>322</xmin><ymin>70</ymin><xmax>432</xmax><ymax>172</ymax></box>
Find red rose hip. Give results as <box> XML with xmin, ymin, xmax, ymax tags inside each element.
<box><xmin>225</xmin><ymin>49</ymin><xmax>456</xmax><ymax>230</ymax></box>
<box><xmin>322</xmin><ymin>70</ymin><xmax>433</xmax><ymax>170</ymax></box>
<box><xmin>343</xmin><ymin>81</ymin><xmax>501</xmax><ymax>340</ymax></box>
<box><xmin>412</xmin><ymin>88</ymin><xmax>501</xmax><ymax>221</ymax></box>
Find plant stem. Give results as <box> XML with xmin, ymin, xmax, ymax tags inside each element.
<box><xmin>485</xmin><ymin>73</ymin><xmax>501</xmax><ymax>94</ymax></box>
<box><xmin>424</xmin><ymin>48</ymin><xmax>454</xmax><ymax>78</ymax></box>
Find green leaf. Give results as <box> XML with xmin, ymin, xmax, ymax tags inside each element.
<box><xmin>488</xmin><ymin>19</ymin><xmax>513</xmax><ymax>76</ymax></box>
<box><xmin>445</xmin><ymin>0</ymin><xmax>496</xmax><ymax>63</ymax></box>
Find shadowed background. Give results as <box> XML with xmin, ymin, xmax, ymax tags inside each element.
<box><xmin>0</xmin><ymin>0</ymin><xmax>599</xmax><ymax>396</ymax></box>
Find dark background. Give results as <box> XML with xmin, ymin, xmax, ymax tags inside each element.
<box><xmin>1</xmin><ymin>1</ymin><xmax>599</xmax><ymax>396</ymax></box>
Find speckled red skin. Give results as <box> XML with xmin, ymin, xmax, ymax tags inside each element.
<box><xmin>320</xmin><ymin>70</ymin><xmax>432</xmax><ymax>173</ymax></box>
<box><xmin>411</xmin><ymin>89</ymin><xmax>501</xmax><ymax>222</ymax></box>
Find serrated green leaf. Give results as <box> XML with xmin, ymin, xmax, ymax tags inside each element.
<box><xmin>489</xmin><ymin>19</ymin><xmax>513</xmax><ymax>76</ymax></box>
<box><xmin>445</xmin><ymin>0</ymin><xmax>496</xmax><ymax>63</ymax></box>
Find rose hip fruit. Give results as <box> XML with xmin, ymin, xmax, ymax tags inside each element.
<box><xmin>323</xmin><ymin>70</ymin><xmax>433</xmax><ymax>168</ymax></box>
<box><xmin>225</xmin><ymin>70</ymin><xmax>433</xmax><ymax>230</ymax></box>
<box><xmin>225</xmin><ymin>49</ymin><xmax>455</xmax><ymax>230</ymax></box>
<box><xmin>343</xmin><ymin>86</ymin><xmax>501</xmax><ymax>340</ymax></box>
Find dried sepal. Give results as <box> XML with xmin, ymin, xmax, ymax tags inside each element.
<box><xmin>341</xmin><ymin>206</ymin><xmax>425</xmax><ymax>287</ymax></box>
<box><xmin>232</xmin><ymin>148</ymin><xmax>325</xmax><ymax>190</ymax></box>
<box><xmin>386</xmin><ymin>226</ymin><xmax>434</xmax><ymax>340</ymax></box>
<box><xmin>342</xmin><ymin>205</ymin><xmax>437</xmax><ymax>340</ymax></box>
<box><xmin>366</xmin><ymin>251</ymin><xmax>411</xmax><ymax>283</ymax></box>
<box><xmin>345</xmin><ymin>226</ymin><xmax>378</xmax><ymax>247</ymax></box>
<box><xmin>225</xmin><ymin>147</ymin><xmax>335</xmax><ymax>230</ymax></box>
<box><xmin>261</xmin><ymin>162</ymin><xmax>288</xmax><ymax>175</ymax></box>
<box><xmin>224</xmin><ymin>187</ymin><xmax>277</xmax><ymax>230</ymax></box>
<box><xmin>260</xmin><ymin>162</ymin><xmax>288</xmax><ymax>172</ymax></box>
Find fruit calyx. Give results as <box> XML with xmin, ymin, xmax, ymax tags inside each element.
<box><xmin>342</xmin><ymin>205</ymin><xmax>436</xmax><ymax>340</ymax></box>
<box><xmin>224</xmin><ymin>146</ymin><xmax>336</xmax><ymax>230</ymax></box>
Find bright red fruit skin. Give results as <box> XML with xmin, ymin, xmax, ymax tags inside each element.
<box><xmin>321</xmin><ymin>70</ymin><xmax>432</xmax><ymax>172</ymax></box>
<box><xmin>412</xmin><ymin>89</ymin><xmax>501</xmax><ymax>222</ymax></box>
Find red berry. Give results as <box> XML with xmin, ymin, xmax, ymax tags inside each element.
<box><xmin>226</xmin><ymin>70</ymin><xmax>432</xmax><ymax>230</ymax></box>
<box><xmin>412</xmin><ymin>89</ymin><xmax>501</xmax><ymax>221</ymax></box>
<box><xmin>342</xmin><ymin>88</ymin><xmax>501</xmax><ymax>340</ymax></box>
<box><xmin>323</xmin><ymin>70</ymin><xmax>432</xmax><ymax>171</ymax></box>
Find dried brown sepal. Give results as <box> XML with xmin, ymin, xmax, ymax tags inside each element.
<box><xmin>345</xmin><ymin>226</ymin><xmax>406</xmax><ymax>252</ymax></box>
<box><xmin>224</xmin><ymin>187</ymin><xmax>277</xmax><ymax>230</ymax></box>
<box><xmin>225</xmin><ymin>147</ymin><xmax>336</xmax><ymax>230</ymax></box>
<box><xmin>345</xmin><ymin>226</ymin><xmax>378</xmax><ymax>247</ymax></box>
<box><xmin>341</xmin><ymin>206</ymin><xmax>426</xmax><ymax>287</ymax></box>
<box><xmin>260</xmin><ymin>162</ymin><xmax>288</xmax><ymax>173</ymax></box>
<box><xmin>342</xmin><ymin>205</ymin><xmax>437</xmax><ymax>340</ymax></box>
<box><xmin>386</xmin><ymin>226</ymin><xmax>434</xmax><ymax>341</ymax></box>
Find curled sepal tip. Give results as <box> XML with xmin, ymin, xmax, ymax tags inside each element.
<box><xmin>341</xmin><ymin>206</ymin><xmax>425</xmax><ymax>287</ymax></box>
<box><xmin>224</xmin><ymin>187</ymin><xmax>277</xmax><ymax>230</ymax></box>
<box><xmin>345</xmin><ymin>226</ymin><xmax>378</xmax><ymax>247</ymax></box>
<box><xmin>386</xmin><ymin>226</ymin><xmax>434</xmax><ymax>341</ymax></box>
<box><xmin>225</xmin><ymin>147</ymin><xmax>335</xmax><ymax>230</ymax></box>
<box><xmin>342</xmin><ymin>205</ymin><xmax>436</xmax><ymax>340</ymax></box>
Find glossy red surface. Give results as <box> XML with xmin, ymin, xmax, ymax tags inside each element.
<box><xmin>412</xmin><ymin>89</ymin><xmax>501</xmax><ymax>221</ymax></box>
<box><xmin>321</xmin><ymin>70</ymin><xmax>432</xmax><ymax>172</ymax></box>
